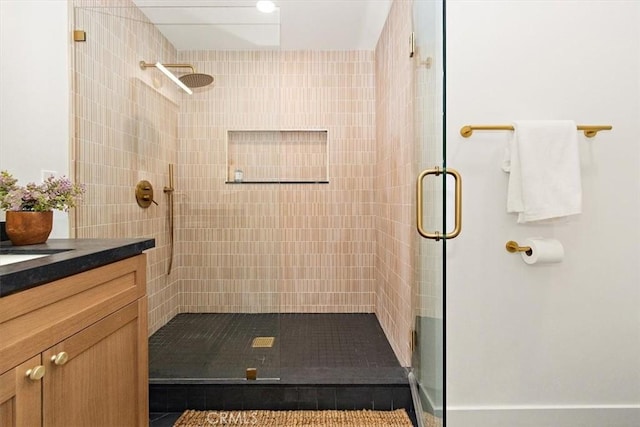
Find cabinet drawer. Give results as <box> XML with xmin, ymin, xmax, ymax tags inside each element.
<box><xmin>0</xmin><ymin>255</ymin><xmax>146</xmax><ymax>375</ymax></box>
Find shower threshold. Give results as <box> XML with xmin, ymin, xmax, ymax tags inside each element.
<box><xmin>149</xmin><ymin>313</ymin><xmax>412</xmax><ymax>416</ymax></box>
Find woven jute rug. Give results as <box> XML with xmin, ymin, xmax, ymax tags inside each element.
<box><xmin>174</xmin><ymin>409</ymin><xmax>413</xmax><ymax>426</ymax></box>
<box><xmin>423</xmin><ymin>411</ymin><xmax>442</xmax><ymax>427</ymax></box>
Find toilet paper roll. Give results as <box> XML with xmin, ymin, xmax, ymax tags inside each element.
<box><xmin>521</xmin><ymin>238</ymin><xmax>564</xmax><ymax>265</ymax></box>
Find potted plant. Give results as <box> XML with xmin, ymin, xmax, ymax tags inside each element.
<box><xmin>0</xmin><ymin>170</ymin><xmax>85</xmax><ymax>245</ymax></box>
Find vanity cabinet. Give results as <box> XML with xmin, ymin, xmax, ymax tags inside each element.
<box><xmin>0</xmin><ymin>254</ymin><xmax>148</xmax><ymax>426</ymax></box>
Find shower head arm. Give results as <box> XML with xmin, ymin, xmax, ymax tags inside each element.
<box><xmin>139</xmin><ymin>60</ymin><xmax>214</xmax><ymax>90</ymax></box>
<box><xmin>139</xmin><ymin>61</ymin><xmax>195</xmax><ymax>73</ymax></box>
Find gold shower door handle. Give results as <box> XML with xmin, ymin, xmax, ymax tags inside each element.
<box><xmin>416</xmin><ymin>167</ymin><xmax>462</xmax><ymax>240</ymax></box>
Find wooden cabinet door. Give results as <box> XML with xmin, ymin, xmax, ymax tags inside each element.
<box><xmin>42</xmin><ymin>300</ymin><xmax>148</xmax><ymax>427</ymax></box>
<box><xmin>0</xmin><ymin>355</ymin><xmax>42</xmax><ymax>426</ymax></box>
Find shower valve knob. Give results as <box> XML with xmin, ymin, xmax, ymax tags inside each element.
<box><xmin>141</xmin><ymin>194</ymin><xmax>158</xmax><ymax>205</ymax></box>
<box><xmin>135</xmin><ymin>180</ymin><xmax>157</xmax><ymax>208</ymax></box>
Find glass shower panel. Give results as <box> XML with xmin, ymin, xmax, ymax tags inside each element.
<box><xmin>214</xmin><ymin>35</ymin><xmax>283</xmax><ymax>380</ymax></box>
<box><xmin>412</xmin><ymin>0</ymin><xmax>445</xmax><ymax>425</ymax></box>
<box><xmin>72</xmin><ymin>3</ymin><xmax>282</xmax><ymax>381</ymax></box>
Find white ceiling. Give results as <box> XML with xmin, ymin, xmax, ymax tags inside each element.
<box><xmin>131</xmin><ymin>0</ymin><xmax>392</xmax><ymax>51</ymax></box>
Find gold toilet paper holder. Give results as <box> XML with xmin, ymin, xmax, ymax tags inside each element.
<box><xmin>506</xmin><ymin>240</ymin><xmax>532</xmax><ymax>256</ymax></box>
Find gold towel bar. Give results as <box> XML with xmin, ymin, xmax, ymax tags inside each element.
<box><xmin>506</xmin><ymin>240</ymin><xmax>532</xmax><ymax>255</ymax></box>
<box><xmin>460</xmin><ymin>124</ymin><xmax>612</xmax><ymax>138</ymax></box>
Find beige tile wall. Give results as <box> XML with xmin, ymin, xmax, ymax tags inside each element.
<box><xmin>177</xmin><ymin>50</ymin><xmax>377</xmax><ymax>314</ymax></box>
<box><xmin>375</xmin><ymin>0</ymin><xmax>415</xmax><ymax>366</ymax></box>
<box><xmin>71</xmin><ymin>0</ymin><xmax>180</xmax><ymax>335</ymax></box>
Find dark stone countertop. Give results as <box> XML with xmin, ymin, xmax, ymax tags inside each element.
<box><xmin>0</xmin><ymin>238</ymin><xmax>155</xmax><ymax>298</ymax></box>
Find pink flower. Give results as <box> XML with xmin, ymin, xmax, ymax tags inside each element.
<box><xmin>0</xmin><ymin>171</ymin><xmax>85</xmax><ymax>212</ymax></box>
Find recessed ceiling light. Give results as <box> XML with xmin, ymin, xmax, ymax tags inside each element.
<box><xmin>256</xmin><ymin>0</ymin><xmax>276</xmax><ymax>14</ymax></box>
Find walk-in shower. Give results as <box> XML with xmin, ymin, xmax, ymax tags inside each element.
<box><xmin>71</xmin><ymin>1</ymin><xmax>438</xmax><ymax>425</ymax></box>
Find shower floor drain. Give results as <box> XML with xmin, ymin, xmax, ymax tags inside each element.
<box><xmin>251</xmin><ymin>337</ymin><xmax>275</xmax><ymax>348</ymax></box>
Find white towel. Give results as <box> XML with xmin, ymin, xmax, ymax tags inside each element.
<box><xmin>502</xmin><ymin>120</ymin><xmax>582</xmax><ymax>223</ymax></box>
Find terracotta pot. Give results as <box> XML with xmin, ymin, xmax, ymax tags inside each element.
<box><xmin>5</xmin><ymin>211</ymin><xmax>53</xmax><ymax>246</ymax></box>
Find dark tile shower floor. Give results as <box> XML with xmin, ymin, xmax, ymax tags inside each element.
<box><xmin>149</xmin><ymin>313</ymin><xmax>414</xmax><ymax>425</ymax></box>
<box><xmin>149</xmin><ymin>313</ymin><xmax>407</xmax><ymax>384</ymax></box>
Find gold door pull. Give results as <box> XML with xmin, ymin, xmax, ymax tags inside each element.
<box><xmin>416</xmin><ymin>167</ymin><xmax>462</xmax><ymax>240</ymax></box>
<box><xmin>506</xmin><ymin>240</ymin><xmax>532</xmax><ymax>256</ymax></box>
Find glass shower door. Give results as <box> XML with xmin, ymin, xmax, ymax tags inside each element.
<box><xmin>411</xmin><ymin>1</ymin><xmax>452</xmax><ymax>425</ymax></box>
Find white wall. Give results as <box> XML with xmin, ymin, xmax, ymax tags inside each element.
<box><xmin>446</xmin><ymin>1</ymin><xmax>640</xmax><ymax>426</ymax></box>
<box><xmin>0</xmin><ymin>0</ymin><xmax>70</xmax><ymax>237</ymax></box>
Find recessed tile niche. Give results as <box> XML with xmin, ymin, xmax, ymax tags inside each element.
<box><xmin>226</xmin><ymin>130</ymin><xmax>329</xmax><ymax>183</ymax></box>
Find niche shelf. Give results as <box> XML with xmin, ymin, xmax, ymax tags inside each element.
<box><xmin>226</xmin><ymin>130</ymin><xmax>329</xmax><ymax>184</ymax></box>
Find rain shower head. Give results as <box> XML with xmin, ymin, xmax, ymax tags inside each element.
<box><xmin>139</xmin><ymin>61</ymin><xmax>214</xmax><ymax>92</ymax></box>
<box><xmin>179</xmin><ymin>72</ymin><xmax>214</xmax><ymax>89</ymax></box>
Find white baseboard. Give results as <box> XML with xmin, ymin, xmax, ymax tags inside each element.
<box><xmin>447</xmin><ymin>405</ymin><xmax>640</xmax><ymax>427</ymax></box>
